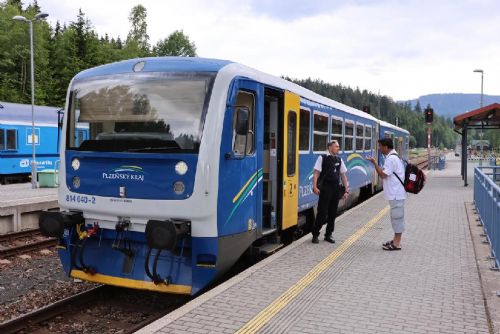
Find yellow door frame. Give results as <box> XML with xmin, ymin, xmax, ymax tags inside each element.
<box><xmin>281</xmin><ymin>91</ymin><xmax>300</xmax><ymax>230</ymax></box>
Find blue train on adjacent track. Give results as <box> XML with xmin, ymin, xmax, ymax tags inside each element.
<box><xmin>39</xmin><ymin>57</ymin><xmax>409</xmax><ymax>295</ymax></box>
<box><xmin>0</xmin><ymin>102</ymin><xmax>65</xmax><ymax>184</ymax></box>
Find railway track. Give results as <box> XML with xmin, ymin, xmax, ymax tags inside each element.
<box><xmin>0</xmin><ymin>285</ymin><xmax>189</xmax><ymax>334</ymax></box>
<box><xmin>0</xmin><ymin>229</ymin><xmax>57</xmax><ymax>258</ymax></box>
<box><xmin>411</xmin><ymin>155</ymin><xmax>429</xmax><ymax>169</ymax></box>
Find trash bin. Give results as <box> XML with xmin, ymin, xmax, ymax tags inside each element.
<box><xmin>38</xmin><ymin>169</ymin><xmax>59</xmax><ymax>188</ymax></box>
<box><xmin>438</xmin><ymin>156</ymin><xmax>446</xmax><ymax>170</ymax></box>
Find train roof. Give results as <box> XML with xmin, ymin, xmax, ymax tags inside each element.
<box><xmin>73</xmin><ymin>57</ymin><xmax>233</xmax><ymax>81</ymax></box>
<box><xmin>72</xmin><ymin>57</ymin><xmax>379</xmax><ymax>123</ymax></box>
<box><xmin>379</xmin><ymin>120</ymin><xmax>410</xmax><ymax>134</ymax></box>
<box><xmin>0</xmin><ymin>101</ymin><xmax>62</xmax><ymax>126</ymax></box>
<box><xmin>219</xmin><ymin>62</ymin><xmax>379</xmax><ymax>122</ymax></box>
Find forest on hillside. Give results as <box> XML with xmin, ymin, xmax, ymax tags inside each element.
<box><xmin>286</xmin><ymin>78</ymin><xmax>460</xmax><ymax>149</ymax></box>
<box><xmin>1</xmin><ymin>1</ymin><xmax>467</xmax><ymax>150</ymax></box>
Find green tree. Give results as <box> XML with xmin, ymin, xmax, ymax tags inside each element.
<box><xmin>126</xmin><ymin>4</ymin><xmax>149</xmax><ymax>56</ymax></box>
<box><xmin>153</xmin><ymin>30</ymin><xmax>197</xmax><ymax>57</ymax></box>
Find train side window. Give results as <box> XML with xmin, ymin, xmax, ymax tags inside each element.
<box><xmin>344</xmin><ymin>121</ymin><xmax>354</xmax><ymax>151</ymax></box>
<box><xmin>233</xmin><ymin>90</ymin><xmax>255</xmax><ymax>155</ymax></box>
<box><xmin>287</xmin><ymin>111</ymin><xmax>297</xmax><ymax>176</ymax></box>
<box><xmin>331</xmin><ymin>117</ymin><xmax>343</xmax><ymax>151</ymax></box>
<box><xmin>299</xmin><ymin>108</ymin><xmax>310</xmax><ymax>152</ymax></box>
<box><xmin>0</xmin><ymin>129</ymin><xmax>4</xmax><ymax>150</ymax></box>
<box><xmin>365</xmin><ymin>126</ymin><xmax>372</xmax><ymax>150</ymax></box>
<box><xmin>356</xmin><ymin>123</ymin><xmax>364</xmax><ymax>151</ymax></box>
<box><xmin>6</xmin><ymin>129</ymin><xmax>17</xmax><ymax>150</ymax></box>
<box><xmin>313</xmin><ymin>111</ymin><xmax>328</xmax><ymax>152</ymax></box>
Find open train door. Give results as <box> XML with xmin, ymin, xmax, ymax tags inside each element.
<box><xmin>280</xmin><ymin>91</ymin><xmax>300</xmax><ymax>230</ymax></box>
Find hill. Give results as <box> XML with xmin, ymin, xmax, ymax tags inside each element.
<box><xmin>407</xmin><ymin>94</ymin><xmax>500</xmax><ymax>118</ymax></box>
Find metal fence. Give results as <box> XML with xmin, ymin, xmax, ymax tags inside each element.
<box><xmin>474</xmin><ymin>166</ymin><xmax>500</xmax><ymax>269</ymax></box>
<box><xmin>429</xmin><ymin>155</ymin><xmax>446</xmax><ymax>170</ymax></box>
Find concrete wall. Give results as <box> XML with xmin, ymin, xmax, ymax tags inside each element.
<box><xmin>0</xmin><ymin>201</ymin><xmax>58</xmax><ymax>233</ymax></box>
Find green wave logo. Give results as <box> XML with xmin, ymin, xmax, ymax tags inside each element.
<box><xmin>225</xmin><ymin>169</ymin><xmax>263</xmax><ymax>225</ymax></box>
<box><xmin>109</xmin><ymin>165</ymin><xmax>144</xmax><ymax>173</ymax></box>
<box><xmin>346</xmin><ymin>153</ymin><xmax>369</xmax><ymax>176</ymax></box>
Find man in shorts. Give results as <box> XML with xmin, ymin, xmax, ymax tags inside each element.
<box><xmin>366</xmin><ymin>138</ymin><xmax>406</xmax><ymax>251</ymax></box>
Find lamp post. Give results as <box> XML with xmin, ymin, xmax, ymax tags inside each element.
<box><xmin>473</xmin><ymin>69</ymin><xmax>484</xmax><ymax>108</ymax></box>
<box><xmin>473</xmin><ymin>69</ymin><xmax>484</xmax><ymax>159</ymax></box>
<box><xmin>13</xmin><ymin>12</ymin><xmax>49</xmax><ymax>189</ymax></box>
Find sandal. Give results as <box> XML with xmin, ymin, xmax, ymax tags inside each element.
<box><xmin>382</xmin><ymin>243</ymin><xmax>401</xmax><ymax>251</ymax></box>
<box><xmin>382</xmin><ymin>240</ymin><xmax>394</xmax><ymax>247</ymax></box>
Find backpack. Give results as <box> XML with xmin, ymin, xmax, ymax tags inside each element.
<box><xmin>389</xmin><ymin>153</ymin><xmax>426</xmax><ymax>194</ymax></box>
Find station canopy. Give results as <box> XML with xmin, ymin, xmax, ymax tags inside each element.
<box><xmin>453</xmin><ymin>103</ymin><xmax>500</xmax><ymax>187</ymax></box>
<box><xmin>454</xmin><ymin>103</ymin><xmax>500</xmax><ymax>130</ymax></box>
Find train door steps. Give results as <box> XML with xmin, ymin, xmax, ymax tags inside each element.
<box><xmin>256</xmin><ymin>242</ymin><xmax>284</xmax><ymax>255</ymax></box>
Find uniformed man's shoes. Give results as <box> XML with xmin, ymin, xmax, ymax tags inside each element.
<box><xmin>312</xmin><ymin>236</ymin><xmax>319</xmax><ymax>244</ymax></box>
<box><xmin>324</xmin><ymin>236</ymin><xmax>335</xmax><ymax>244</ymax></box>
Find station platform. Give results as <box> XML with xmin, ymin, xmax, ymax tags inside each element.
<box><xmin>137</xmin><ymin>155</ymin><xmax>495</xmax><ymax>333</ymax></box>
<box><xmin>0</xmin><ymin>184</ymin><xmax>57</xmax><ymax>233</ymax></box>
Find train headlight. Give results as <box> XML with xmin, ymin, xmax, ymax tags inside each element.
<box><xmin>173</xmin><ymin>181</ymin><xmax>185</xmax><ymax>195</ymax></box>
<box><xmin>72</xmin><ymin>176</ymin><xmax>81</xmax><ymax>189</ymax></box>
<box><xmin>71</xmin><ymin>158</ymin><xmax>80</xmax><ymax>171</ymax></box>
<box><xmin>175</xmin><ymin>161</ymin><xmax>188</xmax><ymax>175</ymax></box>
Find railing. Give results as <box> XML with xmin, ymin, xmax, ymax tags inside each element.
<box><xmin>474</xmin><ymin>166</ymin><xmax>500</xmax><ymax>269</ymax></box>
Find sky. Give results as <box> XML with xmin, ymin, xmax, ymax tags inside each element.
<box><xmin>35</xmin><ymin>0</ymin><xmax>500</xmax><ymax>101</ymax></box>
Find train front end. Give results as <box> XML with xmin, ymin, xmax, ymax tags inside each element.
<box><xmin>39</xmin><ymin>58</ymin><xmax>227</xmax><ymax>295</ymax></box>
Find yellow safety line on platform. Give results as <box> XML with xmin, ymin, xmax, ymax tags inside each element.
<box><xmin>235</xmin><ymin>205</ymin><xmax>390</xmax><ymax>334</ymax></box>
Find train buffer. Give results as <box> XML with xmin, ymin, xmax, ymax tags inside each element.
<box><xmin>136</xmin><ymin>153</ymin><xmax>499</xmax><ymax>334</ymax></box>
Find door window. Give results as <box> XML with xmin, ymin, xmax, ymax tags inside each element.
<box><xmin>287</xmin><ymin>111</ymin><xmax>297</xmax><ymax>176</ymax></box>
<box><xmin>232</xmin><ymin>90</ymin><xmax>255</xmax><ymax>155</ymax></box>
<box><xmin>299</xmin><ymin>109</ymin><xmax>310</xmax><ymax>152</ymax></box>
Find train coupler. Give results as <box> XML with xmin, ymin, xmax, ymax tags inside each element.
<box><xmin>112</xmin><ymin>220</ymin><xmax>134</xmax><ymax>257</ymax></box>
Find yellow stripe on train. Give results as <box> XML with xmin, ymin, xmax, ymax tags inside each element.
<box><xmin>71</xmin><ymin>270</ymin><xmax>192</xmax><ymax>295</ymax></box>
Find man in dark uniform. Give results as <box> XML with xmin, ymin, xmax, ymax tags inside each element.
<box><xmin>312</xmin><ymin>140</ymin><xmax>349</xmax><ymax>244</ymax></box>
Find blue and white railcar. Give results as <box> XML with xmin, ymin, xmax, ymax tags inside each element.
<box><xmin>0</xmin><ymin>101</ymin><xmax>64</xmax><ymax>184</ymax></box>
<box><xmin>39</xmin><ymin>57</ymin><xmax>409</xmax><ymax>295</ymax></box>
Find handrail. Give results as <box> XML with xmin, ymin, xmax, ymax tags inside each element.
<box><xmin>474</xmin><ymin>166</ymin><xmax>500</xmax><ymax>269</ymax></box>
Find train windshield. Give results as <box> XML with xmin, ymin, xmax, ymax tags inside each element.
<box><xmin>67</xmin><ymin>72</ymin><xmax>216</xmax><ymax>153</ymax></box>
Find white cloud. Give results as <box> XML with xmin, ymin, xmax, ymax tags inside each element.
<box><xmin>37</xmin><ymin>0</ymin><xmax>500</xmax><ymax>100</ymax></box>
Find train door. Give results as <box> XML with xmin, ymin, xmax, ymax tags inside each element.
<box><xmin>262</xmin><ymin>89</ymin><xmax>299</xmax><ymax>235</ymax></box>
<box><xmin>281</xmin><ymin>91</ymin><xmax>300</xmax><ymax>230</ymax></box>
<box><xmin>223</xmin><ymin>79</ymin><xmax>260</xmax><ymax>236</ymax></box>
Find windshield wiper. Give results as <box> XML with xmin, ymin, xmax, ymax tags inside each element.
<box><xmin>126</xmin><ymin>146</ymin><xmax>180</xmax><ymax>152</ymax></box>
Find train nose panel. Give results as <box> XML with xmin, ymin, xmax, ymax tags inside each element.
<box><xmin>64</xmin><ymin>151</ymin><xmax>198</xmax><ymax>200</ymax></box>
